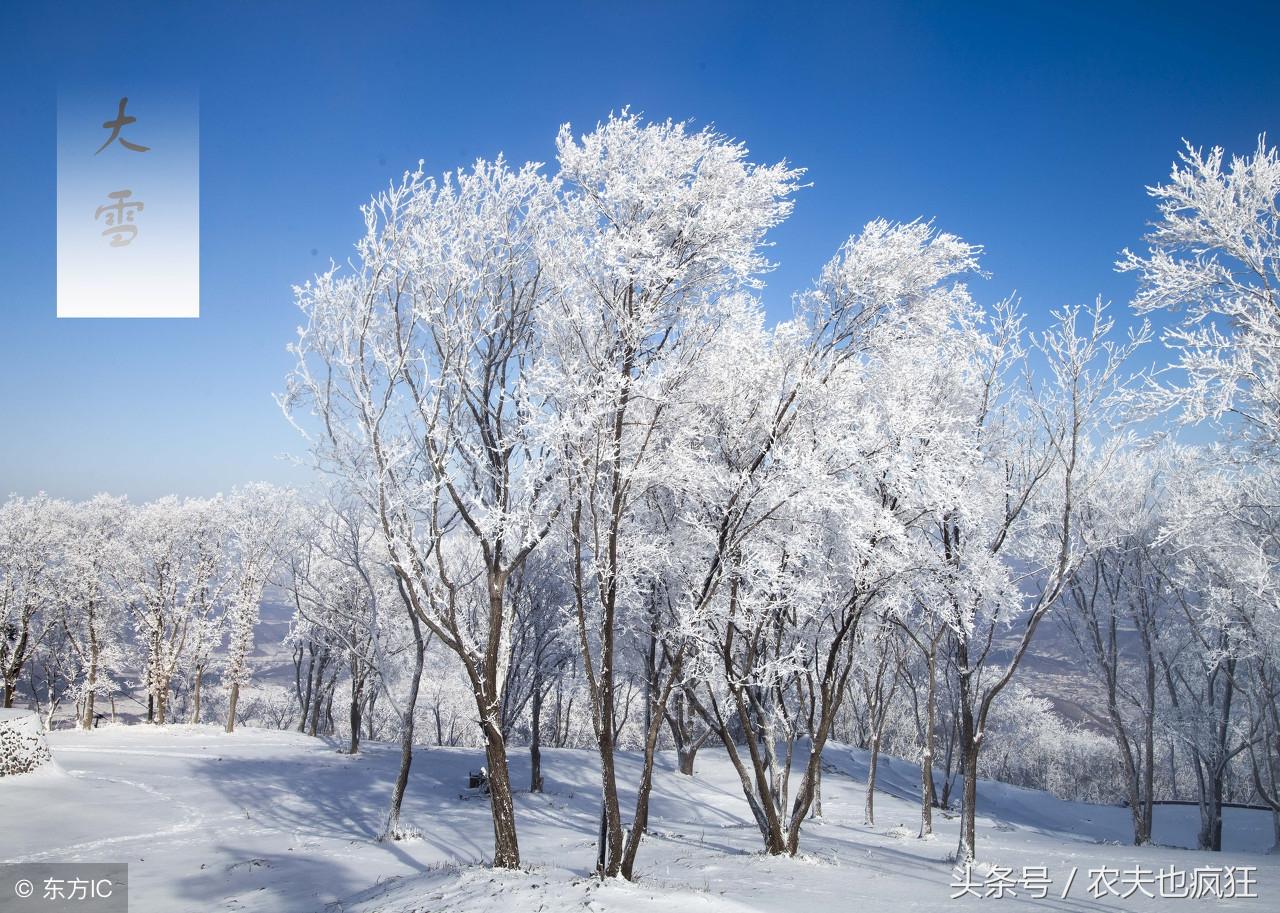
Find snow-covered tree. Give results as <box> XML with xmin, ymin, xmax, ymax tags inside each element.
<box><xmin>499</xmin><ymin>554</ymin><xmax>575</xmax><ymax>793</ymax></box>
<box><xmin>1150</xmin><ymin>453</ymin><xmax>1275</xmax><ymax>850</ymax></box>
<box><xmin>50</xmin><ymin>494</ymin><xmax>130</xmax><ymax>729</ymax></box>
<box><xmin>1058</xmin><ymin>447</ymin><xmax>1183</xmax><ymax>844</ymax></box>
<box><xmin>855</xmin><ymin>621</ymin><xmax>904</xmax><ymax>828</ymax></box>
<box><xmin>125</xmin><ymin>496</ymin><xmax>228</xmax><ymax>725</ymax></box>
<box><xmin>1119</xmin><ymin>135</ymin><xmax>1280</xmax><ymax>458</ymax></box>
<box><xmin>0</xmin><ymin>494</ymin><xmax>62</xmax><ymax>708</ymax></box>
<box><xmin>544</xmin><ymin>111</ymin><xmax>802</xmax><ymax>876</ymax></box>
<box><xmin>284</xmin><ymin>154</ymin><xmax>563</xmax><ymax>864</ymax></box>
<box><xmin>283</xmin><ymin>491</ymin><xmax>419</xmax><ymax>841</ymax></box>
<box><xmin>684</xmin><ymin>218</ymin><xmax>989</xmax><ymax>857</ymax></box>
<box><xmin>224</xmin><ymin>483</ymin><xmax>293</xmax><ymax>732</ymax></box>
<box><xmin>945</xmin><ymin>301</ymin><xmax>1148</xmax><ymax>864</ymax></box>
<box><xmin>1120</xmin><ymin>137</ymin><xmax>1280</xmax><ymax>847</ymax></box>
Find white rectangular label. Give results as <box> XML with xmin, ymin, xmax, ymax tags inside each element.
<box><xmin>57</xmin><ymin>89</ymin><xmax>199</xmax><ymax>318</ymax></box>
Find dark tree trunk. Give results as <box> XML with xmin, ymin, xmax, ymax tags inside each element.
<box><xmin>620</xmin><ymin>658</ymin><xmax>681</xmax><ymax>879</ymax></box>
<box><xmin>482</xmin><ymin>719</ymin><xmax>521</xmax><ymax>868</ymax></box>
<box><xmin>530</xmin><ymin>678</ymin><xmax>544</xmax><ymax>793</ymax></box>
<box><xmin>1138</xmin><ymin>651</ymin><xmax>1157</xmax><ymax>844</ymax></box>
<box><xmin>307</xmin><ymin>649</ymin><xmax>329</xmax><ymax>737</ymax></box>
<box><xmin>349</xmin><ymin>667</ymin><xmax>364</xmax><ymax>755</ymax></box>
<box><xmin>920</xmin><ymin>643</ymin><xmax>938</xmax><ymax>837</ymax></box>
<box><xmin>956</xmin><ymin>698</ymin><xmax>979</xmax><ymax>864</ymax></box>
<box><xmin>678</xmin><ymin>745</ymin><xmax>698</xmax><ymax>776</ymax></box>
<box><xmin>668</xmin><ymin>689</ymin><xmax>707</xmax><ymax>777</ymax></box>
<box><xmin>383</xmin><ymin>613</ymin><xmax>425</xmax><ymax>840</ymax></box>
<box><xmin>596</xmin><ymin>718</ymin><xmax>625</xmax><ymax>875</ymax></box>
<box><xmin>297</xmin><ymin>645</ymin><xmax>315</xmax><ymax>734</ymax></box>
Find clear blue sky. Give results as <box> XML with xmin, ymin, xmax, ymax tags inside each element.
<box><xmin>1</xmin><ymin>1</ymin><xmax>1276</xmax><ymax>500</ymax></box>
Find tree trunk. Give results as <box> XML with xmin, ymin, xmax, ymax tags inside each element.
<box><xmin>668</xmin><ymin>690</ymin><xmax>704</xmax><ymax>776</ymax></box>
<box><xmin>596</xmin><ymin>722</ymin><xmax>625</xmax><ymax>875</ymax></box>
<box><xmin>483</xmin><ymin>720</ymin><xmax>521</xmax><ymax>868</ymax></box>
<box><xmin>1199</xmin><ymin>764</ymin><xmax>1225</xmax><ymax>851</ymax></box>
<box><xmin>297</xmin><ymin>647</ymin><xmax>315</xmax><ymax>733</ymax></box>
<box><xmin>348</xmin><ymin>670</ymin><xmax>364</xmax><ymax>755</ymax></box>
<box><xmin>940</xmin><ymin>727</ymin><xmax>956</xmax><ymax>808</ymax></box>
<box><xmin>1197</xmin><ymin>654</ymin><xmax>1236</xmax><ymax>852</ymax></box>
<box><xmin>307</xmin><ymin>651</ymin><xmax>329</xmax><ymax>737</ymax></box>
<box><xmin>226</xmin><ymin>682</ymin><xmax>241</xmax><ymax>733</ymax></box>
<box><xmin>81</xmin><ymin>623</ymin><xmax>101</xmax><ymax>730</ymax></box>
<box><xmin>308</xmin><ymin>689</ymin><xmax>322</xmax><ymax>737</ymax></box>
<box><xmin>1138</xmin><ymin>653</ymin><xmax>1156</xmax><ymax>845</ymax></box>
<box><xmin>530</xmin><ymin>682</ymin><xmax>544</xmax><ymax>793</ymax></box>
<box><xmin>81</xmin><ymin>666</ymin><xmax>98</xmax><ymax>730</ymax></box>
<box><xmin>620</xmin><ymin>666</ymin><xmax>678</xmax><ymax>880</ymax></box>
<box><xmin>189</xmin><ymin>670</ymin><xmax>203</xmax><ymax>724</ymax></box>
<box><xmin>678</xmin><ymin>744</ymin><xmax>699</xmax><ymax>776</ymax></box>
<box><xmin>383</xmin><ymin>707</ymin><xmax>417</xmax><ymax>840</ymax></box>
<box><xmin>1197</xmin><ymin>752</ymin><xmax>1226</xmax><ymax>852</ymax></box>
<box><xmin>865</xmin><ymin>734</ymin><xmax>882</xmax><ymax>827</ymax></box>
<box><xmin>383</xmin><ymin>615</ymin><xmax>425</xmax><ymax>841</ymax></box>
<box><xmin>956</xmin><ymin>706</ymin><xmax>979</xmax><ymax>864</ymax></box>
<box><xmin>2</xmin><ymin>620</ymin><xmax>31</xmax><ymax>708</ymax></box>
<box><xmin>783</xmin><ymin>740</ymin><xmax>827</xmax><ymax>855</ymax></box>
<box><xmin>552</xmin><ymin>682</ymin><xmax>563</xmax><ymax>748</ymax></box>
<box><xmin>919</xmin><ymin>644</ymin><xmax>937</xmax><ymax>836</ymax></box>
<box><xmin>731</xmin><ymin>693</ymin><xmax>788</xmax><ymax>854</ymax></box>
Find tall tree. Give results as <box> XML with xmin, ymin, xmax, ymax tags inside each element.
<box><xmin>0</xmin><ymin>494</ymin><xmax>60</xmax><ymax>708</ymax></box>
<box><xmin>946</xmin><ymin>302</ymin><xmax>1147</xmax><ymax>863</ymax></box>
<box><xmin>546</xmin><ymin>111</ymin><xmax>801</xmax><ymax>877</ymax></box>
<box><xmin>284</xmin><ymin>156</ymin><xmax>561</xmax><ymax>866</ymax></box>
<box><xmin>688</xmin><ymin>218</ymin><xmax>989</xmax><ymax>857</ymax></box>
<box><xmin>52</xmin><ymin>495</ymin><xmax>130</xmax><ymax>729</ymax></box>
<box><xmin>126</xmin><ymin>496</ymin><xmax>228</xmax><ymax>725</ymax></box>
<box><xmin>224</xmin><ymin>483</ymin><xmax>292</xmax><ymax>732</ymax></box>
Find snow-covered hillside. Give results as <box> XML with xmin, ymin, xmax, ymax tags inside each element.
<box><xmin>0</xmin><ymin>725</ymin><xmax>1274</xmax><ymax>912</ymax></box>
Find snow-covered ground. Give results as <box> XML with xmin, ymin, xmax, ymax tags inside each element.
<box><xmin>1</xmin><ymin>726</ymin><xmax>1275</xmax><ymax>912</ymax></box>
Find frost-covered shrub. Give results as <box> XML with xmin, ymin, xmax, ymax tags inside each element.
<box><xmin>980</xmin><ymin>685</ymin><xmax>1123</xmax><ymax>803</ymax></box>
<box><xmin>235</xmin><ymin>685</ymin><xmax>300</xmax><ymax>731</ymax></box>
<box><xmin>0</xmin><ymin>709</ymin><xmax>53</xmax><ymax>777</ymax></box>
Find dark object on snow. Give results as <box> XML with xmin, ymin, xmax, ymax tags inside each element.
<box><xmin>460</xmin><ymin>767</ymin><xmax>490</xmax><ymax>799</ymax></box>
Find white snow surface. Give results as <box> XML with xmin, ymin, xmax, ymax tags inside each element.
<box><xmin>1</xmin><ymin>725</ymin><xmax>1275</xmax><ymax>912</ymax></box>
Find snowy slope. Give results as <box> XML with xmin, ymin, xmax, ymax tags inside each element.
<box><xmin>1</xmin><ymin>726</ymin><xmax>1275</xmax><ymax>912</ymax></box>
<box><xmin>827</xmin><ymin>750</ymin><xmax>1276</xmax><ymax>853</ymax></box>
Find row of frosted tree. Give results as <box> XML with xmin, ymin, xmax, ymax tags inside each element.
<box><xmin>0</xmin><ymin>486</ymin><xmax>286</xmax><ymax>729</ymax></box>
<box><xmin>5</xmin><ymin>113</ymin><xmax>1280</xmax><ymax>873</ymax></box>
